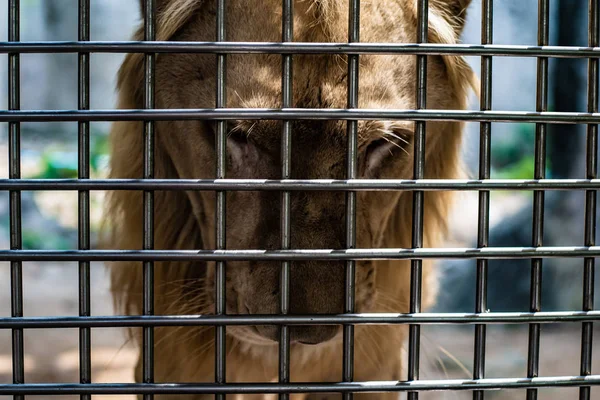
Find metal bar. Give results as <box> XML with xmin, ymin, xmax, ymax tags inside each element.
<box><xmin>5</xmin><ymin>312</ymin><xmax>600</xmax><ymax>328</ymax></box>
<box><xmin>5</xmin><ymin>109</ymin><xmax>600</xmax><ymax>124</ymax></box>
<box><xmin>408</xmin><ymin>2</ymin><xmax>427</xmax><ymax>399</ymax></box>
<box><xmin>1</xmin><ymin>246</ymin><xmax>600</xmax><ymax>262</ymax></box>
<box><xmin>3</xmin><ymin>178</ymin><xmax>600</xmax><ymax>191</ymax></box>
<box><xmin>142</xmin><ymin>1</ymin><xmax>156</xmax><ymax>399</ymax></box>
<box><xmin>3</xmin><ymin>376</ymin><xmax>600</xmax><ymax>395</ymax></box>
<box><xmin>279</xmin><ymin>1</ymin><xmax>293</xmax><ymax>399</ymax></box>
<box><xmin>77</xmin><ymin>1</ymin><xmax>91</xmax><ymax>400</ymax></box>
<box><xmin>4</xmin><ymin>42</ymin><xmax>600</xmax><ymax>58</ymax></box>
<box><xmin>549</xmin><ymin>3</ymin><xmax>584</xmax><ymax>178</ymax></box>
<box><xmin>581</xmin><ymin>1</ymin><xmax>599</xmax><ymax>399</ymax></box>
<box><xmin>344</xmin><ymin>2</ymin><xmax>359</xmax><ymax>399</ymax></box>
<box><xmin>8</xmin><ymin>1</ymin><xmax>23</xmax><ymax>400</ymax></box>
<box><xmin>474</xmin><ymin>2</ymin><xmax>492</xmax><ymax>399</ymax></box>
<box><xmin>527</xmin><ymin>2</ymin><xmax>549</xmax><ymax>400</ymax></box>
<box><xmin>215</xmin><ymin>1</ymin><xmax>227</xmax><ymax>399</ymax></box>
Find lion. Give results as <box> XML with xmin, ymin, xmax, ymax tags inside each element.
<box><xmin>106</xmin><ymin>0</ymin><xmax>477</xmax><ymax>399</ymax></box>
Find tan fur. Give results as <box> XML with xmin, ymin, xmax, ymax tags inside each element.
<box><xmin>106</xmin><ymin>1</ymin><xmax>477</xmax><ymax>399</ymax></box>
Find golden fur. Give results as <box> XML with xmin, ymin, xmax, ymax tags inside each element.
<box><xmin>106</xmin><ymin>1</ymin><xmax>477</xmax><ymax>399</ymax></box>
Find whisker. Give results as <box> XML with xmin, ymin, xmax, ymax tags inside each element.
<box><xmin>373</xmin><ymin>134</ymin><xmax>410</xmax><ymax>157</ymax></box>
<box><xmin>99</xmin><ymin>334</ymin><xmax>135</xmax><ymax>374</ymax></box>
<box><xmin>435</xmin><ymin>342</ymin><xmax>472</xmax><ymax>378</ymax></box>
<box><xmin>246</xmin><ymin>122</ymin><xmax>258</xmax><ymax>137</ymax></box>
<box><xmin>384</xmin><ymin>130</ymin><xmax>410</xmax><ymax>145</ymax></box>
<box><xmin>233</xmin><ymin>89</ymin><xmax>249</xmax><ymax>108</ymax></box>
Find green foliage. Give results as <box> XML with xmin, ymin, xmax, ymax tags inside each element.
<box><xmin>17</xmin><ymin>130</ymin><xmax>110</xmax><ymax>248</ymax></box>
<box><xmin>22</xmin><ymin>229</ymin><xmax>71</xmax><ymax>250</ymax></box>
<box><xmin>491</xmin><ymin>124</ymin><xmax>535</xmax><ymax>170</ymax></box>
<box><xmin>491</xmin><ymin>123</ymin><xmax>551</xmax><ymax>179</ymax></box>
<box><xmin>35</xmin><ymin>150</ymin><xmax>78</xmax><ymax>179</ymax></box>
<box><xmin>91</xmin><ymin>135</ymin><xmax>110</xmax><ymax>172</ymax></box>
<box><xmin>493</xmin><ymin>155</ymin><xmax>535</xmax><ymax>179</ymax></box>
<box><xmin>30</xmin><ymin>130</ymin><xmax>110</xmax><ymax>179</ymax></box>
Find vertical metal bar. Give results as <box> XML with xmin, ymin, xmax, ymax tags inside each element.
<box><xmin>344</xmin><ymin>1</ymin><xmax>359</xmax><ymax>400</ymax></box>
<box><xmin>279</xmin><ymin>1</ymin><xmax>293</xmax><ymax>400</ymax></box>
<box><xmin>78</xmin><ymin>1</ymin><xmax>91</xmax><ymax>399</ymax></box>
<box><xmin>473</xmin><ymin>2</ymin><xmax>492</xmax><ymax>400</ymax></box>
<box><xmin>215</xmin><ymin>1</ymin><xmax>227</xmax><ymax>399</ymax></box>
<box><xmin>526</xmin><ymin>2</ymin><xmax>548</xmax><ymax>400</ymax></box>
<box><xmin>408</xmin><ymin>1</ymin><xmax>427</xmax><ymax>400</ymax></box>
<box><xmin>580</xmin><ymin>1</ymin><xmax>598</xmax><ymax>399</ymax></box>
<box><xmin>8</xmin><ymin>1</ymin><xmax>23</xmax><ymax>400</ymax></box>
<box><xmin>143</xmin><ymin>0</ymin><xmax>156</xmax><ymax>399</ymax></box>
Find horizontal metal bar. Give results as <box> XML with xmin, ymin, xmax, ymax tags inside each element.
<box><xmin>2</xmin><ymin>312</ymin><xmax>600</xmax><ymax>329</ymax></box>
<box><xmin>0</xmin><ymin>109</ymin><xmax>600</xmax><ymax>124</ymax></box>
<box><xmin>0</xmin><ymin>42</ymin><xmax>600</xmax><ymax>58</ymax></box>
<box><xmin>4</xmin><ymin>178</ymin><xmax>600</xmax><ymax>191</ymax></box>
<box><xmin>0</xmin><ymin>247</ymin><xmax>600</xmax><ymax>261</ymax></box>
<box><xmin>0</xmin><ymin>375</ymin><xmax>600</xmax><ymax>395</ymax></box>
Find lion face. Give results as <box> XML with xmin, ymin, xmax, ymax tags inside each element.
<box><xmin>111</xmin><ymin>0</ymin><xmax>474</xmax><ymax>348</ymax></box>
<box><xmin>202</xmin><ymin>118</ymin><xmax>415</xmax><ymax>345</ymax></box>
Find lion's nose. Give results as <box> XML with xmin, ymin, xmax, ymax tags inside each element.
<box><xmin>253</xmin><ymin>325</ymin><xmax>340</xmax><ymax>345</ymax></box>
<box><xmin>291</xmin><ymin>325</ymin><xmax>340</xmax><ymax>345</ymax></box>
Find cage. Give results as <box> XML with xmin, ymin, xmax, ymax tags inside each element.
<box><xmin>0</xmin><ymin>0</ymin><xmax>599</xmax><ymax>400</ymax></box>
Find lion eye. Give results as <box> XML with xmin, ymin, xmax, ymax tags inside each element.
<box><xmin>226</xmin><ymin>129</ymin><xmax>258</xmax><ymax>166</ymax></box>
<box><xmin>365</xmin><ymin>139</ymin><xmax>396</xmax><ymax>171</ymax></box>
<box><xmin>227</xmin><ymin>130</ymin><xmax>248</xmax><ymax>145</ymax></box>
<box><xmin>364</xmin><ymin>131</ymin><xmax>411</xmax><ymax>172</ymax></box>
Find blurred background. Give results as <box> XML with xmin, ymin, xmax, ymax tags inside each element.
<box><xmin>0</xmin><ymin>0</ymin><xmax>598</xmax><ymax>399</ymax></box>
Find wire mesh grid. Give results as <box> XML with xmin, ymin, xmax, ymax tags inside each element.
<box><xmin>0</xmin><ymin>0</ymin><xmax>599</xmax><ymax>398</ymax></box>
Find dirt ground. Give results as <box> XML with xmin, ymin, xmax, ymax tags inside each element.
<box><xmin>0</xmin><ymin>261</ymin><xmax>138</xmax><ymax>400</ymax></box>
